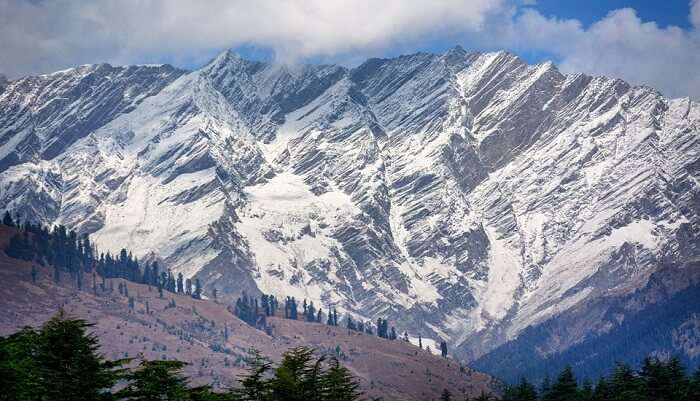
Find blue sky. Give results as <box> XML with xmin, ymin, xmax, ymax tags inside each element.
<box><xmin>535</xmin><ymin>0</ymin><xmax>693</xmax><ymax>29</ymax></box>
<box><xmin>2</xmin><ymin>0</ymin><xmax>699</xmax><ymax>99</ymax></box>
<box><xmin>229</xmin><ymin>0</ymin><xmax>697</xmax><ymax>67</ymax></box>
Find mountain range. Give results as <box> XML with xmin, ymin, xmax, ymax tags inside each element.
<box><xmin>0</xmin><ymin>47</ymin><xmax>698</xmax><ymax>379</ymax></box>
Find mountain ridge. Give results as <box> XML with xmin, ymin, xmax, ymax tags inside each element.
<box><xmin>0</xmin><ymin>47</ymin><xmax>698</xmax><ymax>371</ymax></box>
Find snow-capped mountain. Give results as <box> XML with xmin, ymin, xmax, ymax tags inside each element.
<box><xmin>0</xmin><ymin>47</ymin><xmax>698</xmax><ymax>363</ymax></box>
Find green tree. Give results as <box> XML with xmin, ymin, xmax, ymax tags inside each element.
<box><xmin>439</xmin><ymin>388</ymin><xmax>453</xmax><ymax>401</ymax></box>
<box><xmin>321</xmin><ymin>357</ymin><xmax>362</xmax><ymax>401</ymax></box>
<box><xmin>2</xmin><ymin>210</ymin><xmax>14</xmax><ymax>226</ymax></box>
<box><xmin>640</xmin><ymin>356</ymin><xmax>689</xmax><ymax>401</ymax></box>
<box><xmin>0</xmin><ymin>327</ymin><xmax>43</xmax><ymax>401</ymax></box>
<box><xmin>270</xmin><ymin>347</ymin><xmax>318</xmax><ymax>401</ymax></box>
<box><xmin>608</xmin><ymin>363</ymin><xmax>644</xmax><ymax>401</ymax></box>
<box><xmin>118</xmin><ymin>360</ymin><xmax>190</xmax><ymax>400</ymax></box>
<box><xmin>592</xmin><ymin>377</ymin><xmax>613</xmax><ymax>401</ymax></box>
<box><xmin>238</xmin><ymin>350</ymin><xmax>272</xmax><ymax>401</ymax></box>
<box><xmin>689</xmin><ymin>368</ymin><xmax>700</xmax><ymax>401</ymax></box>
<box><xmin>549</xmin><ymin>366</ymin><xmax>578</xmax><ymax>401</ymax></box>
<box><xmin>578</xmin><ymin>379</ymin><xmax>593</xmax><ymax>401</ymax></box>
<box><xmin>502</xmin><ymin>377</ymin><xmax>538</xmax><ymax>401</ymax></box>
<box><xmin>35</xmin><ymin>311</ymin><xmax>126</xmax><ymax>401</ymax></box>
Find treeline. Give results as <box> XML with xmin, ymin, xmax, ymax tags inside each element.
<box><xmin>473</xmin><ymin>280</ymin><xmax>700</xmax><ymax>384</ymax></box>
<box><xmin>4</xmin><ymin>215</ymin><xmax>428</xmax><ymax>355</ymax></box>
<box><xmin>0</xmin><ymin>312</ymin><xmax>362</xmax><ymax>401</ymax></box>
<box><xmin>233</xmin><ymin>291</ymin><xmax>418</xmax><ymax>348</ymax></box>
<box><xmin>2</xmin><ymin>212</ymin><xmax>202</xmax><ymax>299</ymax></box>
<box><xmin>494</xmin><ymin>359</ymin><xmax>700</xmax><ymax>401</ymax></box>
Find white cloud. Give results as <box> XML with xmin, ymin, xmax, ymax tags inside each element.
<box><xmin>508</xmin><ymin>5</ymin><xmax>700</xmax><ymax>99</ymax></box>
<box><xmin>692</xmin><ymin>0</ymin><xmax>700</xmax><ymax>29</ymax></box>
<box><xmin>0</xmin><ymin>0</ymin><xmax>505</xmax><ymax>77</ymax></box>
<box><xmin>1</xmin><ymin>0</ymin><xmax>699</xmax><ymax>99</ymax></box>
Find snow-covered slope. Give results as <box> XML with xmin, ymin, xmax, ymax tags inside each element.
<box><xmin>0</xmin><ymin>47</ymin><xmax>698</xmax><ymax>360</ymax></box>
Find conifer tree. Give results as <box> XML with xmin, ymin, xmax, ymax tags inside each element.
<box><xmin>439</xmin><ymin>388</ymin><xmax>452</xmax><ymax>401</ymax></box>
<box><xmin>194</xmin><ymin>278</ymin><xmax>202</xmax><ymax>299</ymax></box>
<box><xmin>502</xmin><ymin>377</ymin><xmax>538</xmax><ymax>401</ymax></box>
<box><xmin>238</xmin><ymin>350</ymin><xmax>272</xmax><ymax>401</ymax></box>
<box><xmin>689</xmin><ymin>368</ymin><xmax>700</xmax><ymax>401</ymax></box>
<box><xmin>549</xmin><ymin>366</ymin><xmax>578</xmax><ymax>401</ymax></box>
<box><xmin>35</xmin><ymin>311</ymin><xmax>126</xmax><ymax>401</ymax></box>
<box><xmin>322</xmin><ymin>357</ymin><xmax>362</xmax><ymax>401</ymax></box>
<box><xmin>270</xmin><ymin>346</ymin><xmax>317</xmax><ymax>400</ymax></box>
<box><xmin>2</xmin><ymin>210</ymin><xmax>14</xmax><ymax>226</ymax></box>
<box><xmin>117</xmin><ymin>360</ymin><xmax>190</xmax><ymax>400</ymax></box>
<box><xmin>609</xmin><ymin>363</ymin><xmax>644</xmax><ymax>401</ymax></box>
<box><xmin>0</xmin><ymin>327</ymin><xmax>42</xmax><ymax>401</ymax></box>
<box><xmin>177</xmin><ymin>273</ymin><xmax>184</xmax><ymax>293</ymax></box>
<box><xmin>440</xmin><ymin>341</ymin><xmax>448</xmax><ymax>358</ymax></box>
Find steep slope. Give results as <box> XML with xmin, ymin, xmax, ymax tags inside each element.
<box><xmin>0</xmin><ymin>225</ymin><xmax>497</xmax><ymax>400</ymax></box>
<box><xmin>0</xmin><ymin>47</ymin><xmax>698</xmax><ymax>370</ymax></box>
<box><xmin>0</xmin><ymin>64</ymin><xmax>184</xmax><ymax>170</ymax></box>
<box><xmin>473</xmin><ymin>260</ymin><xmax>700</xmax><ymax>382</ymax></box>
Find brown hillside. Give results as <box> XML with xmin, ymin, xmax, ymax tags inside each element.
<box><xmin>0</xmin><ymin>225</ymin><xmax>499</xmax><ymax>400</ymax></box>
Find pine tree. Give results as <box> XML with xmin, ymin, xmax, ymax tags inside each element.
<box><xmin>194</xmin><ymin>279</ymin><xmax>202</xmax><ymax>299</ymax></box>
<box><xmin>270</xmin><ymin>346</ymin><xmax>317</xmax><ymax>400</ymax></box>
<box><xmin>609</xmin><ymin>363</ymin><xmax>644</xmax><ymax>401</ymax></box>
<box><xmin>321</xmin><ymin>357</ymin><xmax>362</xmax><ymax>401</ymax></box>
<box><xmin>238</xmin><ymin>350</ymin><xmax>272</xmax><ymax>401</ymax></box>
<box><xmin>540</xmin><ymin>375</ymin><xmax>552</xmax><ymax>401</ymax></box>
<box><xmin>440</xmin><ymin>341</ymin><xmax>448</xmax><ymax>358</ymax></box>
<box><xmin>439</xmin><ymin>388</ymin><xmax>452</xmax><ymax>401</ymax></box>
<box><xmin>505</xmin><ymin>377</ymin><xmax>538</xmax><ymax>401</ymax></box>
<box><xmin>549</xmin><ymin>366</ymin><xmax>578</xmax><ymax>401</ymax></box>
<box><xmin>35</xmin><ymin>311</ymin><xmax>126</xmax><ymax>401</ymax></box>
<box><xmin>177</xmin><ymin>273</ymin><xmax>185</xmax><ymax>293</ymax></box>
<box><xmin>117</xmin><ymin>360</ymin><xmax>190</xmax><ymax>400</ymax></box>
<box><xmin>689</xmin><ymin>368</ymin><xmax>700</xmax><ymax>401</ymax></box>
<box><xmin>579</xmin><ymin>379</ymin><xmax>593</xmax><ymax>401</ymax></box>
<box><xmin>640</xmin><ymin>356</ymin><xmax>689</xmax><ymax>401</ymax></box>
<box><xmin>0</xmin><ymin>327</ymin><xmax>43</xmax><ymax>400</ymax></box>
<box><xmin>2</xmin><ymin>210</ymin><xmax>14</xmax><ymax>226</ymax></box>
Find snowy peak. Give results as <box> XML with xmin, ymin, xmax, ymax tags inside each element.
<box><xmin>0</xmin><ymin>48</ymin><xmax>698</xmax><ymax>365</ymax></box>
<box><xmin>0</xmin><ymin>63</ymin><xmax>184</xmax><ymax>171</ymax></box>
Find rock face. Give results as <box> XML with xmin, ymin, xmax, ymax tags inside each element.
<box><xmin>0</xmin><ymin>47</ymin><xmax>698</xmax><ymax>365</ymax></box>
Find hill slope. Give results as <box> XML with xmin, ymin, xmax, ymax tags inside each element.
<box><xmin>0</xmin><ymin>225</ymin><xmax>497</xmax><ymax>400</ymax></box>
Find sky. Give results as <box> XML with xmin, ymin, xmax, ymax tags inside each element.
<box><xmin>1</xmin><ymin>0</ymin><xmax>699</xmax><ymax>99</ymax></box>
